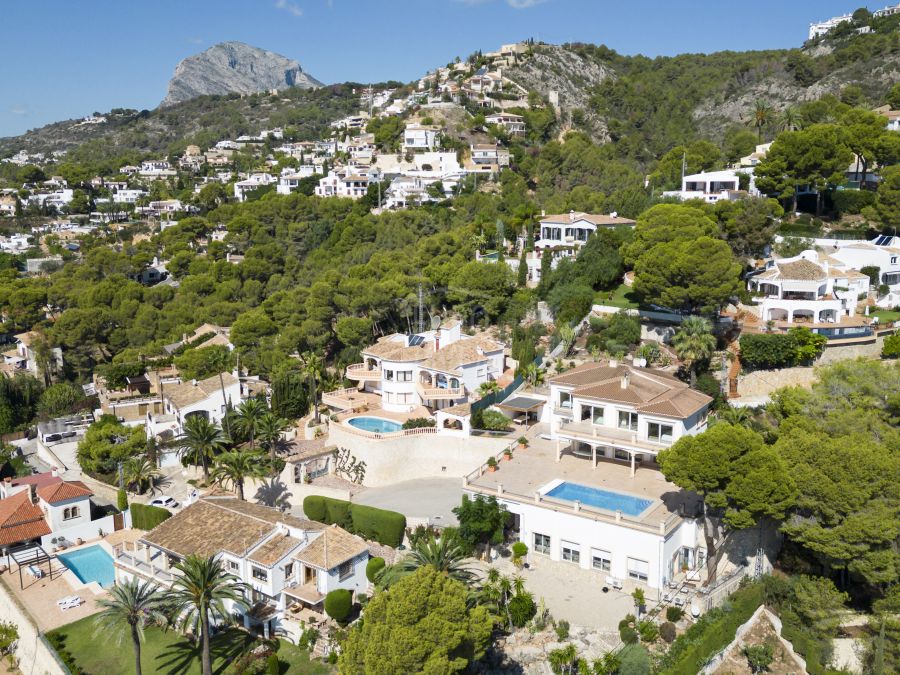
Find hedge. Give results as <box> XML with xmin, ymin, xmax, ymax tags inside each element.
<box><xmin>303</xmin><ymin>496</ymin><xmax>406</xmax><ymax>547</ymax></box>
<box><xmin>130</xmin><ymin>503</ymin><xmax>172</xmax><ymax>531</ymax></box>
<box><xmin>366</xmin><ymin>557</ymin><xmax>385</xmax><ymax>583</ymax></box>
<box><xmin>324</xmin><ymin>588</ymin><xmax>352</xmax><ymax>623</ymax></box>
<box><xmin>659</xmin><ymin>582</ymin><xmax>764</xmax><ymax>674</ymax></box>
<box><xmin>740</xmin><ymin>333</ymin><xmax>799</xmax><ymax>370</ymax></box>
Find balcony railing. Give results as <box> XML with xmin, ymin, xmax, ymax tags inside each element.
<box><xmin>416</xmin><ymin>383</ymin><xmax>465</xmax><ymax>400</ymax></box>
<box><xmin>556</xmin><ymin>421</ymin><xmax>666</xmax><ymax>453</ymax></box>
<box><xmin>115</xmin><ymin>550</ymin><xmax>177</xmax><ymax>585</ymax></box>
<box><xmin>346</xmin><ymin>363</ymin><xmax>382</xmax><ymax>381</ymax></box>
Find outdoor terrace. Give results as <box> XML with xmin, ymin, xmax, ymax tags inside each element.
<box><xmin>345</xmin><ymin>363</ymin><xmax>382</xmax><ymax>381</ymax></box>
<box><xmin>465</xmin><ymin>426</ymin><xmax>699</xmax><ymax>536</ymax></box>
<box><xmin>555</xmin><ymin>420</ymin><xmax>667</xmax><ymax>454</ymax></box>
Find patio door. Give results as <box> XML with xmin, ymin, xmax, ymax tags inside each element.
<box><xmin>304</xmin><ymin>566</ymin><xmax>316</xmax><ymax>585</ymax></box>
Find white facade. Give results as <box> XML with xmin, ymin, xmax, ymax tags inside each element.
<box><xmin>276</xmin><ymin>167</ymin><xmax>321</xmax><ymax>195</ymax></box>
<box><xmin>403</xmin><ymin>124</ymin><xmax>442</xmax><ymax>151</ymax></box>
<box><xmin>234</xmin><ymin>173</ymin><xmax>276</xmax><ymax>202</ymax></box>
<box><xmin>485</xmin><ymin>113</ymin><xmax>526</xmax><ymax>136</ymax></box>
<box><xmin>314</xmin><ymin>170</ymin><xmax>370</xmax><ymax>199</ymax></box>
<box><xmin>663</xmin><ymin>169</ymin><xmax>757</xmax><ymax>203</ymax></box>
<box><xmin>809</xmin><ymin>13</ymin><xmax>852</xmax><ymax>40</ymax></box>
<box><xmin>113</xmin><ymin>189</ymin><xmax>147</xmax><ymax>204</ymax></box>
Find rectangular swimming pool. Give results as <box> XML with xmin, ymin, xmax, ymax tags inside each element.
<box><xmin>545</xmin><ymin>482</ymin><xmax>653</xmax><ymax>517</ymax></box>
<box><xmin>58</xmin><ymin>545</ymin><xmax>115</xmax><ymax>588</ymax></box>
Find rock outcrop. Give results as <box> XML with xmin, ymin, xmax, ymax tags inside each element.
<box><xmin>162</xmin><ymin>41</ymin><xmax>321</xmax><ymax>106</ymax></box>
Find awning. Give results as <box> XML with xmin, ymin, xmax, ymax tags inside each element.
<box><xmin>283</xmin><ymin>583</ymin><xmax>324</xmax><ymax>605</ymax></box>
<box><xmin>496</xmin><ymin>396</ymin><xmax>545</xmax><ymax>412</ymax></box>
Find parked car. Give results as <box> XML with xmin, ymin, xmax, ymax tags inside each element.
<box><xmin>44</xmin><ymin>434</ymin><xmax>61</xmax><ymax>443</ymax></box>
<box><xmin>148</xmin><ymin>496</ymin><xmax>179</xmax><ymax>509</ymax></box>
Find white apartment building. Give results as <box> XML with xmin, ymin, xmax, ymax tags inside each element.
<box><xmin>341</xmin><ymin>321</ymin><xmax>505</xmax><ymax>414</ymax></box>
<box><xmin>114</xmin><ymin>498</ymin><xmax>369</xmax><ymax>640</ymax></box>
<box><xmin>470</xmin><ymin>144</ymin><xmax>510</xmax><ymax>171</ymax></box>
<box><xmin>748</xmin><ymin>250</ymin><xmax>870</xmax><ymax>326</ymax></box>
<box><xmin>3</xmin><ymin>331</ymin><xmax>63</xmax><ymax>377</ymax></box>
<box><xmin>663</xmin><ymin>169</ymin><xmax>757</xmax><ymax>203</ymax></box>
<box><xmin>403</xmin><ymin>124</ymin><xmax>442</xmax><ymax>151</ymax></box>
<box><xmin>809</xmin><ymin>13</ymin><xmax>853</xmax><ymax>40</ymax></box>
<box><xmin>314</xmin><ymin>170</ymin><xmax>370</xmax><ymax>199</ymax></box>
<box><xmin>465</xmin><ymin>361</ymin><xmax>713</xmax><ymax>591</ymax></box>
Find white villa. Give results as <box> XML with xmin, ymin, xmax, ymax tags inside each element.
<box><xmin>234</xmin><ymin>174</ymin><xmax>277</xmax><ymax>202</ymax></box>
<box><xmin>276</xmin><ymin>167</ymin><xmax>322</xmax><ymax>195</ymax></box>
<box><xmin>315</xmin><ymin>170</ymin><xmax>370</xmax><ymax>199</ymax></box>
<box><xmin>403</xmin><ymin>124</ymin><xmax>442</xmax><ymax>151</ymax></box>
<box><xmin>465</xmin><ymin>361</ymin><xmax>713</xmax><ymax>592</ymax></box>
<box><xmin>827</xmin><ymin>235</ymin><xmax>900</xmax><ymax>307</ymax></box>
<box><xmin>748</xmin><ymin>250</ymin><xmax>870</xmax><ymax>326</ymax></box>
<box><xmin>340</xmin><ymin>321</ymin><xmax>505</xmax><ymax>414</ymax></box>
<box><xmin>485</xmin><ymin>113</ymin><xmax>526</xmax><ymax>136</ymax></box>
<box><xmin>3</xmin><ymin>331</ymin><xmax>63</xmax><ymax>379</ymax></box>
<box><xmin>663</xmin><ymin>169</ymin><xmax>757</xmax><ymax>203</ymax></box>
<box><xmin>114</xmin><ymin>498</ymin><xmax>369</xmax><ymax>639</ymax></box>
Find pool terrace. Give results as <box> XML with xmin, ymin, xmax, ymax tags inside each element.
<box><xmin>464</xmin><ymin>426</ymin><xmax>700</xmax><ymax>536</ymax></box>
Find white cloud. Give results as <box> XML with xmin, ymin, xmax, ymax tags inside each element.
<box><xmin>506</xmin><ymin>0</ymin><xmax>546</xmax><ymax>7</ymax></box>
<box><xmin>187</xmin><ymin>36</ymin><xmax>204</xmax><ymax>45</ymax></box>
<box><xmin>9</xmin><ymin>105</ymin><xmax>29</xmax><ymax>116</ymax></box>
<box><xmin>275</xmin><ymin>0</ymin><xmax>303</xmax><ymax>17</ymax></box>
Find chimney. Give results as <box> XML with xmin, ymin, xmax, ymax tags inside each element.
<box><xmin>28</xmin><ymin>483</ymin><xmax>36</xmax><ymax>503</ymax></box>
<box><xmin>569</xmin><ymin>209</ymin><xmax>575</xmax><ymax>222</ymax></box>
<box><xmin>191</xmin><ymin>379</ymin><xmax>198</xmax><ymax>386</ymax></box>
<box><xmin>621</xmin><ymin>374</ymin><xmax>630</xmax><ymax>390</ymax></box>
<box><xmin>51</xmin><ymin>466</ymin><xmax>59</xmax><ymax>477</ymax></box>
<box><xmin>434</xmin><ymin>329</ymin><xmax>441</xmax><ymax>352</ymax></box>
<box><xmin>541</xmin><ymin>209</ymin><xmax>545</xmax><ymax>217</ymax></box>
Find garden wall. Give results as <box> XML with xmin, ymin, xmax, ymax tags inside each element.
<box><xmin>0</xmin><ymin>578</ymin><xmax>69</xmax><ymax>675</ymax></box>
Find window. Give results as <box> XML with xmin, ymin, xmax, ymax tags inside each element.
<box><xmin>252</xmin><ymin>566</ymin><xmax>268</xmax><ymax>582</ymax></box>
<box><xmin>384</xmin><ymin>369</ymin><xmax>394</xmax><ymax>381</ymax></box>
<box><xmin>384</xmin><ymin>391</ymin><xmax>394</xmax><ymax>403</ymax></box>
<box><xmin>396</xmin><ymin>392</ymin><xmax>411</xmax><ymax>404</ymax></box>
<box><xmin>561</xmin><ymin>541</ymin><xmax>580</xmax><ymax>564</ymax></box>
<box><xmin>591</xmin><ymin>549</ymin><xmax>611</xmax><ymax>572</ymax></box>
<box><xmin>647</xmin><ymin>422</ymin><xmax>674</xmax><ymax>444</ymax></box>
<box><xmin>477</xmin><ymin>368</ymin><xmax>485</xmax><ymax>377</ymax></box>
<box><xmin>228</xmin><ymin>560</ymin><xmax>240</xmax><ymax>572</ymax></box>
<box><xmin>558</xmin><ymin>391</ymin><xmax>572</xmax><ymax>409</ymax></box>
<box><xmin>284</xmin><ymin>562</ymin><xmax>294</xmax><ymax>578</ymax></box>
<box><xmin>627</xmin><ymin>558</ymin><xmax>649</xmax><ymax>582</ymax></box>
<box><xmin>618</xmin><ymin>411</ymin><xmax>638</xmax><ymax>432</ymax></box>
<box><xmin>338</xmin><ymin>559</ymin><xmax>353</xmax><ymax>580</ymax></box>
<box><xmin>533</xmin><ymin>532</ymin><xmax>550</xmax><ymax>555</ymax></box>
<box><xmin>397</xmin><ymin>371</ymin><xmax>413</xmax><ymax>382</ymax></box>
<box><xmin>581</xmin><ymin>405</ymin><xmax>603</xmax><ymax>425</ymax></box>
<box><xmin>63</xmin><ymin>506</ymin><xmax>80</xmax><ymax>520</ymax></box>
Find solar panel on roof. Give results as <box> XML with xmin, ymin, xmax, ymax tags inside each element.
<box><xmin>874</xmin><ymin>235</ymin><xmax>891</xmax><ymax>246</ymax></box>
<box><xmin>408</xmin><ymin>334</ymin><xmax>425</xmax><ymax>346</ymax></box>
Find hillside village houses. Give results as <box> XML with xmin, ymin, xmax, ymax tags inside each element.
<box><xmin>113</xmin><ymin>497</ymin><xmax>369</xmax><ymax>639</ymax></box>
<box><xmin>2</xmin><ymin>331</ymin><xmax>63</xmax><ymax>380</ymax></box>
<box><xmin>808</xmin><ymin>3</ymin><xmax>900</xmax><ymax>39</ymax></box>
<box><xmin>465</xmin><ymin>361</ymin><xmax>714</xmax><ymax>592</ymax></box>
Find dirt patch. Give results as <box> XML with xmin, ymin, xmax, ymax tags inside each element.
<box><xmin>713</xmin><ymin>613</ymin><xmax>805</xmax><ymax>675</ymax></box>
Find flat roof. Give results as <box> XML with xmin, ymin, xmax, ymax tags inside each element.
<box><xmin>497</xmin><ymin>395</ymin><xmax>545</xmax><ymax>412</ymax></box>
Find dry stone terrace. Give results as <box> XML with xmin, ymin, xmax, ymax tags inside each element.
<box><xmin>465</xmin><ymin>426</ymin><xmax>699</xmax><ymax>535</ymax></box>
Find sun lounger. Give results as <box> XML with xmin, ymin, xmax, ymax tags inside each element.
<box><xmin>26</xmin><ymin>565</ymin><xmax>43</xmax><ymax>579</ymax></box>
<box><xmin>605</xmin><ymin>576</ymin><xmax>623</xmax><ymax>590</ymax></box>
<box><xmin>56</xmin><ymin>596</ymin><xmax>79</xmax><ymax>606</ymax></box>
<box><xmin>60</xmin><ymin>597</ymin><xmax>83</xmax><ymax>610</ymax></box>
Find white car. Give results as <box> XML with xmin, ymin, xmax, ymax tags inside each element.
<box><xmin>148</xmin><ymin>496</ymin><xmax>179</xmax><ymax>509</ymax></box>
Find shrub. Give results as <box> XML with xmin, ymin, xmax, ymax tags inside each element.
<box><xmin>366</xmin><ymin>556</ymin><xmax>385</xmax><ymax>583</ymax></box>
<box><xmin>619</xmin><ymin>626</ymin><xmax>639</xmax><ymax>644</ymax></box>
<box><xmin>743</xmin><ymin>643</ymin><xmax>774</xmax><ymax>673</ymax></box>
<box><xmin>302</xmin><ymin>495</ymin><xmax>326</xmax><ymax>521</ymax></box>
<box><xmin>130</xmin><ymin>503</ymin><xmax>171</xmax><ymax>530</ymax></box>
<box><xmin>860</xmin><ymin>265</ymin><xmax>880</xmax><ymax>286</ymax></box>
<box><xmin>477</xmin><ymin>409</ymin><xmax>512</xmax><ymax>431</ymax></box>
<box><xmin>512</xmin><ymin>541</ymin><xmax>528</xmax><ymax>558</ymax></box>
<box><xmin>508</xmin><ymin>593</ymin><xmax>537</xmax><ymax>627</ymax></box>
<box><xmin>883</xmin><ymin>333</ymin><xmax>900</xmax><ymax>358</ymax></box>
<box><xmin>324</xmin><ymin>588</ymin><xmax>353</xmax><ymax>623</ymax></box>
<box><xmin>350</xmin><ymin>503</ymin><xmax>406</xmax><ymax>548</ymax></box>
<box><xmin>265</xmin><ymin>653</ymin><xmax>280</xmax><ymax>675</ymax></box>
<box><xmin>666</xmin><ymin>606</ymin><xmax>684</xmax><ymax>622</ymax></box>
<box><xmin>401</xmin><ymin>417</ymin><xmax>436</xmax><ymax>430</ymax></box>
<box><xmin>637</xmin><ymin>619</ymin><xmax>658</xmax><ymax>643</ymax></box>
<box><xmin>618</xmin><ymin>614</ymin><xmax>636</xmax><ymax>630</ymax></box>
<box><xmin>739</xmin><ymin>333</ymin><xmax>799</xmax><ymax>370</ymax></box>
<box><xmin>555</xmin><ymin>619</ymin><xmax>570</xmax><ymax>640</ymax></box>
<box><xmin>117</xmin><ymin>488</ymin><xmax>128</xmax><ymax>512</ymax></box>
<box><xmin>660</xmin><ymin>621</ymin><xmax>677</xmax><ymax>643</ymax></box>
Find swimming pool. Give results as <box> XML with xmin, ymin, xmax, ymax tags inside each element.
<box><xmin>545</xmin><ymin>482</ymin><xmax>653</xmax><ymax>517</ymax></box>
<box><xmin>58</xmin><ymin>545</ymin><xmax>115</xmax><ymax>588</ymax></box>
<box><xmin>347</xmin><ymin>416</ymin><xmax>403</xmax><ymax>434</ymax></box>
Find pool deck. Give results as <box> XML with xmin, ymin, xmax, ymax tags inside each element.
<box><xmin>466</xmin><ymin>426</ymin><xmax>700</xmax><ymax>534</ymax></box>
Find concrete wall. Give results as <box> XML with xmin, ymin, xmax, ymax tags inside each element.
<box><xmin>0</xmin><ymin>578</ymin><xmax>68</xmax><ymax>675</ymax></box>
<box><xmin>40</xmin><ymin>512</ymin><xmax>122</xmax><ymax>548</ymax></box>
<box><xmin>328</xmin><ymin>425</ymin><xmax>507</xmax><ymax>487</ymax></box>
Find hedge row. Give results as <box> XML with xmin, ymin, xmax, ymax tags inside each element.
<box><xmin>659</xmin><ymin>582</ymin><xmax>765</xmax><ymax>674</ymax></box>
<box><xmin>130</xmin><ymin>503</ymin><xmax>172</xmax><ymax>531</ymax></box>
<box><xmin>303</xmin><ymin>496</ymin><xmax>406</xmax><ymax>547</ymax></box>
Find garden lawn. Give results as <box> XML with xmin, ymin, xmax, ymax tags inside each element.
<box><xmin>595</xmin><ymin>283</ymin><xmax>640</xmax><ymax>309</ymax></box>
<box><xmin>872</xmin><ymin>309</ymin><xmax>900</xmax><ymax>324</ymax></box>
<box><xmin>47</xmin><ymin>618</ymin><xmax>331</xmax><ymax>675</ymax></box>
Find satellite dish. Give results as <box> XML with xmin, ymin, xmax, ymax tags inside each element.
<box><xmin>430</xmin><ymin>315</ymin><xmax>442</xmax><ymax>330</ymax></box>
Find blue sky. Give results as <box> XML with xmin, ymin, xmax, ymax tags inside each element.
<box><xmin>0</xmin><ymin>0</ymin><xmax>864</xmax><ymax>138</ymax></box>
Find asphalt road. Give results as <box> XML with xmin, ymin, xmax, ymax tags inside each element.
<box><xmin>353</xmin><ymin>477</ymin><xmax>464</xmax><ymax>526</ymax></box>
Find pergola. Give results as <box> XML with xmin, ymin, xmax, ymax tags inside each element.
<box><xmin>7</xmin><ymin>544</ymin><xmax>57</xmax><ymax>589</ymax></box>
<box><xmin>496</xmin><ymin>395</ymin><xmax>545</xmax><ymax>427</ymax></box>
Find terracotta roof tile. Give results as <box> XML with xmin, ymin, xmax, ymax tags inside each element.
<box><xmin>0</xmin><ymin>491</ymin><xmax>50</xmax><ymax>546</ymax></box>
<box><xmin>775</xmin><ymin>259</ymin><xmax>825</xmax><ymax>281</ymax></box>
<box><xmin>293</xmin><ymin>525</ymin><xmax>369</xmax><ymax>570</ymax></box>
<box><xmin>248</xmin><ymin>534</ymin><xmax>303</xmax><ymax>567</ymax></box>
<box><xmin>37</xmin><ymin>481</ymin><xmax>92</xmax><ymax>504</ymax></box>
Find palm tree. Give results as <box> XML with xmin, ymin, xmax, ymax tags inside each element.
<box><xmin>168</xmin><ymin>555</ymin><xmax>248</xmax><ymax>675</ymax></box>
<box><xmin>748</xmin><ymin>100</ymin><xmax>774</xmax><ymax>142</ymax></box>
<box><xmin>177</xmin><ymin>415</ymin><xmax>227</xmax><ymax>483</ymax></box>
<box><xmin>299</xmin><ymin>352</ymin><xmax>324</xmax><ymax>424</ymax></box>
<box><xmin>548</xmin><ymin>643</ymin><xmax>579</xmax><ymax>675</ymax></box>
<box><xmin>93</xmin><ymin>578</ymin><xmax>166</xmax><ymax>675</ymax></box>
<box><xmin>207</xmin><ymin>348</ymin><xmax>235</xmax><ymax>438</ymax></box>
<box><xmin>122</xmin><ymin>457</ymin><xmax>161</xmax><ymax>495</ymax></box>
<box><xmin>671</xmin><ymin>316</ymin><xmax>716</xmax><ymax>387</ymax></box>
<box><xmin>521</xmin><ymin>362</ymin><xmax>545</xmax><ymax>388</ymax></box>
<box><xmin>478</xmin><ymin>381</ymin><xmax>501</xmax><ymax>398</ymax></box>
<box><xmin>211</xmin><ymin>450</ymin><xmax>269</xmax><ymax>501</ymax></box>
<box><xmin>257</xmin><ymin>412</ymin><xmax>290</xmax><ymax>464</ymax></box>
<box><xmin>716</xmin><ymin>406</ymin><xmax>754</xmax><ymax>427</ymax></box>
<box><xmin>384</xmin><ymin>531</ymin><xmax>477</xmax><ymax>586</ymax></box>
<box><xmin>778</xmin><ymin>107</ymin><xmax>803</xmax><ymax>132</ymax></box>
<box><xmin>234</xmin><ymin>398</ymin><xmax>267</xmax><ymax>449</ymax></box>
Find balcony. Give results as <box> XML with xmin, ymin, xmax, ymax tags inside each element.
<box><xmin>114</xmin><ymin>549</ymin><xmax>177</xmax><ymax>585</ymax></box>
<box><xmin>416</xmin><ymin>383</ymin><xmax>465</xmax><ymax>400</ymax></box>
<box><xmin>556</xmin><ymin>420</ymin><xmax>667</xmax><ymax>454</ymax></box>
<box><xmin>345</xmin><ymin>363</ymin><xmax>382</xmax><ymax>381</ymax></box>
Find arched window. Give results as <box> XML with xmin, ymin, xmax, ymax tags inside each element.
<box><xmin>63</xmin><ymin>506</ymin><xmax>80</xmax><ymax>521</ymax></box>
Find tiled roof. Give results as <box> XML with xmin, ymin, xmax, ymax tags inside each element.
<box><xmin>0</xmin><ymin>491</ymin><xmax>50</xmax><ymax>546</ymax></box>
<box><xmin>362</xmin><ymin>336</ymin><xmax>430</xmax><ymax>362</ymax></box>
<box><xmin>540</xmin><ymin>212</ymin><xmax>636</xmax><ymax>227</ymax></box>
<box><xmin>418</xmin><ymin>338</ymin><xmax>504</xmax><ymax>375</ymax></box>
<box><xmin>293</xmin><ymin>524</ymin><xmax>369</xmax><ymax>570</ymax></box>
<box><xmin>775</xmin><ymin>259</ymin><xmax>826</xmax><ymax>281</ymax></box>
<box><xmin>37</xmin><ymin>481</ymin><xmax>92</xmax><ymax>504</ymax></box>
<box><xmin>248</xmin><ymin>534</ymin><xmax>303</xmax><ymax>567</ymax></box>
<box><xmin>142</xmin><ymin>498</ymin><xmax>323</xmax><ymax>558</ymax></box>
<box><xmin>163</xmin><ymin>372</ymin><xmax>238</xmax><ymax>410</ymax></box>
<box><xmin>5</xmin><ymin>472</ymin><xmax>62</xmax><ymax>490</ymax></box>
<box><xmin>550</xmin><ymin>362</ymin><xmax>711</xmax><ymax>419</ymax></box>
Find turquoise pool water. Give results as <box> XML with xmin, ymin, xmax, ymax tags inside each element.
<box><xmin>545</xmin><ymin>482</ymin><xmax>653</xmax><ymax>517</ymax></box>
<box><xmin>58</xmin><ymin>545</ymin><xmax>115</xmax><ymax>587</ymax></box>
<box><xmin>348</xmin><ymin>416</ymin><xmax>403</xmax><ymax>433</ymax></box>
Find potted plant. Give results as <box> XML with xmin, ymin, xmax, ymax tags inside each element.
<box><xmin>511</xmin><ymin>541</ymin><xmax>528</xmax><ymax>569</ymax></box>
<box><xmin>517</xmin><ymin>436</ymin><xmax>529</xmax><ymax>450</ymax></box>
<box><xmin>503</xmin><ymin>448</ymin><xmax>513</xmax><ymax>461</ymax></box>
<box><xmin>487</xmin><ymin>457</ymin><xmax>498</xmax><ymax>472</ymax></box>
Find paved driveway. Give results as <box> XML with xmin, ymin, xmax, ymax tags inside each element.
<box><xmin>354</xmin><ymin>477</ymin><xmax>464</xmax><ymax>526</ymax></box>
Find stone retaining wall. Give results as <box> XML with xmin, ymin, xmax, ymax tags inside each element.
<box><xmin>0</xmin><ymin>578</ymin><xmax>68</xmax><ymax>675</ymax></box>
